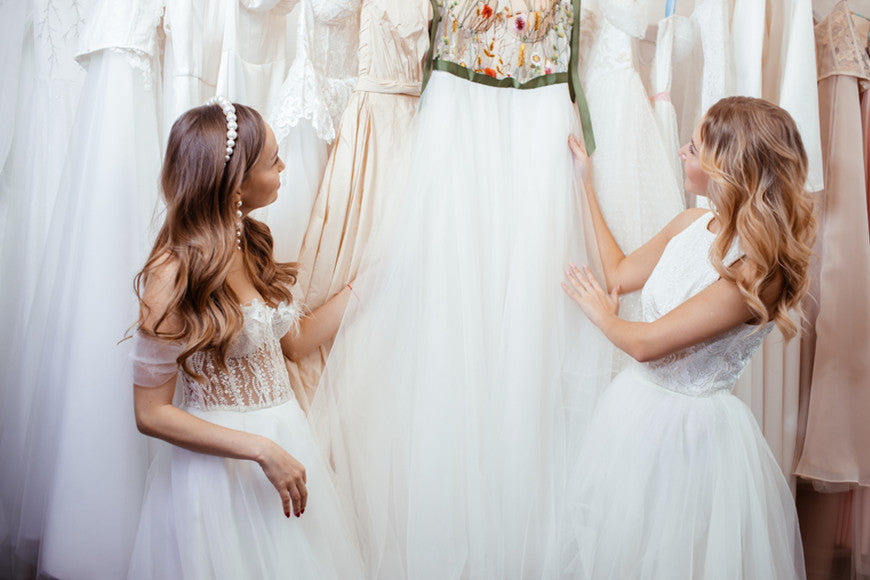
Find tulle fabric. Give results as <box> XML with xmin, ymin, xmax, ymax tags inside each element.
<box><xmin>562</xmin><ymin>367</ymin><xmax>805</xmax><ymax>579</ymax></box>
<box><xmin>0</xmin><ymin>50</ymin><xmax>162</xmax><ymax>578</ymax></box>
<box><xmin>127</xmin><ymin>400</ymin><xmax>364</xmax><ymax>580</ymax></box>
<box><xmin>310</xmin><ymin>70</ymin><xmax>612</xmax><ymax>579</ymax></box>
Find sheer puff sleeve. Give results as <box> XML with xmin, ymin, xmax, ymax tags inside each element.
<box><xmin>130</xmin><ymin>330</ymin><xmax>184</xmax><ymax>387</ymax></box>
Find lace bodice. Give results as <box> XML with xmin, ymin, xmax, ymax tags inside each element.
<box><xmin>431</xmin><ymin>0</ymin><xmax>574</xmax><ymax>86</ymax></box>
<box><xmin>131</xmin><ymin>301</ymin><xmax>302</xmax><ymax>411</ymax></box>
<box><xmin>271</xmin><ymin>0</ymin><xmax>361</xmax><ymax>143</ymax></box>
<box><xmin>637</xmin><ymin>213</ymin><xmax>772</xmax><ymax>396</ymax></box>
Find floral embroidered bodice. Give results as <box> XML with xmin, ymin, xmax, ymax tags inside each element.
<box><xmin>637</xmin><ymin>213</ymin><xmax>772</xmax><ymax>396</ymax></box>
<box><xmin>131</xmin><ymin>301</ymin><xmax>301</xmax><ymax>412</ymax></box>
<box><xmin>431</xmin><ymin>0</ymin><xmax>574</xmax><ymax>85</ymax></box>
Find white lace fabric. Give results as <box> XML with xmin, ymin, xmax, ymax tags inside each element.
<box><xmin>131</xmin><ymin>300</ymin><xmax>302</xmax><ymax>412</ymax></box>
<box><xmin>271</xmin><ymin>0</ymin><xmax>361</xmax><ymax>143</ymax></box>
<box><xmin>637</xmin><ymin>213</ymin><xmax>772</xmax><ymax>396</ymax></box>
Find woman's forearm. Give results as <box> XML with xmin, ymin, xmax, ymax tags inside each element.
<box><xmin>281</xmin><ymin>285</ymin><xmax>352</xmax><ymax>361</ymax></box>
<box><xmin>134</xmin><ymin>386</ymin><xmax>271</xmax><ymax>463</ymax></box>
<box><xmin>582</xmin><ymin>178</ymin><xmax>626</xmax><ymax>293</ymax></box>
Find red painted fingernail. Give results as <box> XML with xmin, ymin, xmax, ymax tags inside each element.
<box><xmin>285</xmin><ymin>511</ymin><xmax>290</xmax><ymax>518</ymax></box>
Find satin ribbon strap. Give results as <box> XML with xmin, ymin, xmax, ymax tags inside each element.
<box><xmin>569</xmin><ymin>0</ymin><xmax>595</xmax><ymax>153</ymax></box>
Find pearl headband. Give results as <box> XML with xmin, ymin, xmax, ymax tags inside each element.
<box><xmin>206</xmin><ymin>96</ymin><xmax>238</xmax><ymax>163</ymax></box>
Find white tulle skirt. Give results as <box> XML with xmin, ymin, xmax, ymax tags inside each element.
<box><xmin>127</xmin><ymin>399</ymin><xmax>364</xmax><ymax>580</ymax></box>
<box><xmin>562</xmin><ymin>367</ymin><xmax>805</xmax><ymax>579</ymax></box>
<box><xmin>310</xmin><ymin>71</ymin><xmax>612</xmax><ymax>579</ymax></box>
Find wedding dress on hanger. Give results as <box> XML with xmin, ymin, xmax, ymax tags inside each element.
<box><xmin>310</xmin><ymin>1</ymin><xmax>611</xmax><ymax>576</ymax></box>
<box><xmin>579</xmin><ymin>0</ymin><xmax>685</xmax><ymax>370</ymax></box>
<box><xmin>265</xmin><ymin>0</ymin><xmax>360</xmax><ymax>261</ymax></box>
<box><xmin>288</xmin><ymin>0</ymin><xmax>431</xmax><ymax>409</ymax></box>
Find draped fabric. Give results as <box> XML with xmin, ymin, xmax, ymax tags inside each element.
<box><xmin>0</xmin><ymin>1</ymin><xmax>304</xmax><ymax>576</ymax></box>
<box><xmin>286</xmin><ymin>0</ymin><xmax>431</xmax><ymax>409</ymax></box>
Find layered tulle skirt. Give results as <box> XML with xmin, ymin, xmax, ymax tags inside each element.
<box><xmin>310</xmin><ymin>71</ymin><xmax>612</xmax><ymax>579</ymax></box>
<box><xmin>561</xmin><ymin>367</ymin><xmax>805</xmax><ymax>579</ymax></box>
<box><xmin>127</xmin><ymin>400</ymin><xmax>363</xmax><ymax>580</ymax></box>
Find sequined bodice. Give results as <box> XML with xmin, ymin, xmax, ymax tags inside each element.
<box><xmin>432</xmin><ymin>0</ymin><xmax>575</xmax><ymax>86</ymax></box>
<box><xmin>180</xmin><ymin>301</ymin><xmax>301</xmax><ymax>411</ymax></box>
<box><xmin>637</xmin><ymin>213</ymin><xmax>772</xmax><ymax>396</ymax></box>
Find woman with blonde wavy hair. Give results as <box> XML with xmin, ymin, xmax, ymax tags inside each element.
<box><xmin>561</xmin><ymin>96</ymin><xmax>815</xmax><ymax>578</ymax></box>
<box><xmin>126</xmin><ymin>99</ymin><xmax>363</xmax><ymax>579</ymax></box>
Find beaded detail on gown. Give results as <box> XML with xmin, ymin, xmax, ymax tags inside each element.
<box><xmin>179</xmin><ymin>300</ymin><xmax>301</xmax><ymax>411</ymax></box>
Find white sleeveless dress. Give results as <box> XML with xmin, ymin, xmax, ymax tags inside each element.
<box><xmin>127</xmin><ymin>301</ymin><xmax>363</xmax><ymax>579</ymax></box>
<box><xmin>562</xmin><ymin>213</ymin><xmax>805</xmax><ymax>579</ymax></box>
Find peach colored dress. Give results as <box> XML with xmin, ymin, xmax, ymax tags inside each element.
<box><xmin>287</xmin><ymin>0</ymin><xmax>431</xmax><ymax>409</ymax></box>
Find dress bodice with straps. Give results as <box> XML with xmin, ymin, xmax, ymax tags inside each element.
<box><xmin>132</xmin><ymin>300</ymin><xmax>302</xmax><ymax>411</ymax></box>
<box><xmin>637</xmin><ymin>213</ymin><xmax>772</xmax><ymax>396</ymax></box>
<box><xmin>429</xmin><ymin>0</ymin><xmax>595</xmax><ymax>149</ymax></box>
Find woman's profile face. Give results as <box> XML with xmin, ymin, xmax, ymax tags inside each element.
<box><xmin>678</xmin><ymin>124</ymin><xmax>710</xmax><ymax>197</ymax></box>
<box><xmin>238</xmin><ymin>124</ymin><xmax>285</xmax><ymax>212</ymax></box>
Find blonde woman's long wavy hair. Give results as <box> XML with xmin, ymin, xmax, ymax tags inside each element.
<box><xmin>698</xmin><ymin>96</ymin><xmax>817</xmax><ymax>339</ymax></box>
<box><xmin>134</xmin><ymin>103</ymin><xmax>297</xmax><ymax>375</ymax></box>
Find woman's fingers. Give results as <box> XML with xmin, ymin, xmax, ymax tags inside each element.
<box><xmin>568</xmin><ymin>134</ymin><xmax>587</xmax><ymax>157</ymax></box>
<box><xmin>288</xmin><ymin>483</ymin><xmax>302</xmax><ymax>517</ymax></box>
<box><xmin>280</xmin><ymin>487</ymin><xmax>292</xmax><ymax>519</ymax></box>
<box><xmin>569</xmin><ymin>264</ymin><xmax>593</xmax><ymax>293</ymax></box>
<box><xmin>297</xmin><ymin>479</ymin><xmax>308</xmax><ymax>515</ymax></box>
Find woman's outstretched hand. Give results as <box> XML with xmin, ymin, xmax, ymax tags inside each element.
<box><xmin>562</xmin><ymin>263</ymin><xmax>619</xmax><ymax>328</ymax></box>
<box><xmin>568</xmin><ymin>134</ymin><xmax>594</xmax><ymax>190</ymax></box>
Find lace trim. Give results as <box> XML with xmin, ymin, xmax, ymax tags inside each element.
<box><xmin>271</xmin><ymin>58</ymin><xmax>356</xmax><ymax>143</ymax></box>
<box><xmin>816</xmin><ymin>1</ymin><xmax>870</xmax><ymax>82</ymax></box>
<box><xmin>107</xmin><ymin>47</ymin><xmax>157</xmax><ymax>90</ymax></box>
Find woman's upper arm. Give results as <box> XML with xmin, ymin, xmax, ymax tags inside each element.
<box><xmin>615</xmin><ymin>208</ymin><xmax>708</xmax><ymax>294</ymax></box>
<box><xmin>634</xmin><ymin>278</ymin><xmax>756</xmax><ymax>361</ymax></box>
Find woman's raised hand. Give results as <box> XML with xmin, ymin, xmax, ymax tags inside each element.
<box><xmin>257</xmin><ymin>438</ymin><xmax>308</xmax><ymax>518</ymax></box>
<box><xmin>562</xmin><ymin>263</ymin><xmax>619</xmax><ymax>328</ymax></box>
<box><xmin>568</xmin><ymin>134</ymin><xmax>594</xmax><ymax>189</ymax></box>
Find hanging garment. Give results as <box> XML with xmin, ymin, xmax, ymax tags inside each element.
<box><xmin>0</xmin><ymin>1</ymin><xmax>94</xmax><ymax>574</ymax></box>
<box><xmin>264</xmin><ymin>0</ymin><xmax>360</xmax><ymax>261</ymax></box>
<box><xmin>796</xmin><ymin>0</ymin><xmax>870</xmax><ymax>489</ymax></box>
<box><xmin>309</xmin><ymin>1</ymin><xmax>611</xmax><ymax>577</ymax></box>
<box><xmin>692</xmin><ymin>0</ymin><xmax>734</xmax><ymax>114</ymax></box>
<box><xmin>579</xmin><ymin>0</ymin><xmax>685</xmax><ymax>371</ymax></box>
<box><xmin>126</xmin><ymin>302</ymin><xmax>364</xmax><ymax>580</ymax></box>
<box><xmin>286</xmin><ymin>0</ymin><xmax>431</xmax><ymax>410</ymax></box>
<box><xmin>561</xmin><ymin>212</ymin><xmax>805</xmax><ymax>580</ymax></box>
<box><xmin>0</xmin><ymin>1</ymin><xmax>300</xmax><ymax>577</ymax></box>
<box><xmin>649</xmin><ymin>12</ymin><xmax>688</xmax><ymax>203</ymax></box>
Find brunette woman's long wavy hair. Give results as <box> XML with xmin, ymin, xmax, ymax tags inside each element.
<box><xmin>698</xmin><ymin>96</ymin><xmax>817</xmax><ymax>339</ymax></box>
<box><xmin>134</xmin><ymin>103</ymin><xmax>297</xmax><ymax>375</ymax></box>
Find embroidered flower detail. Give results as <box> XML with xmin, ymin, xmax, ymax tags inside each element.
<box><xmin>479</xmin><ymin>3</ymin><xmax>493</xmax><ymax>18</ymax></box>
<box><xmin>512</xmin><ymin>14</ymin><xmax>528</xmax><ymax>34</ymax></box>
<box><xmin>484</xmin><ymin>67</ymin><xmax>498</xmax><ymax>77</ymax></box>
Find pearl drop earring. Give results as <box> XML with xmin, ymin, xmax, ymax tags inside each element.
<box><xmin>236</xmin><ymin>200</ymin><xmax>243</xmax><ymax>251</ymax></box>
